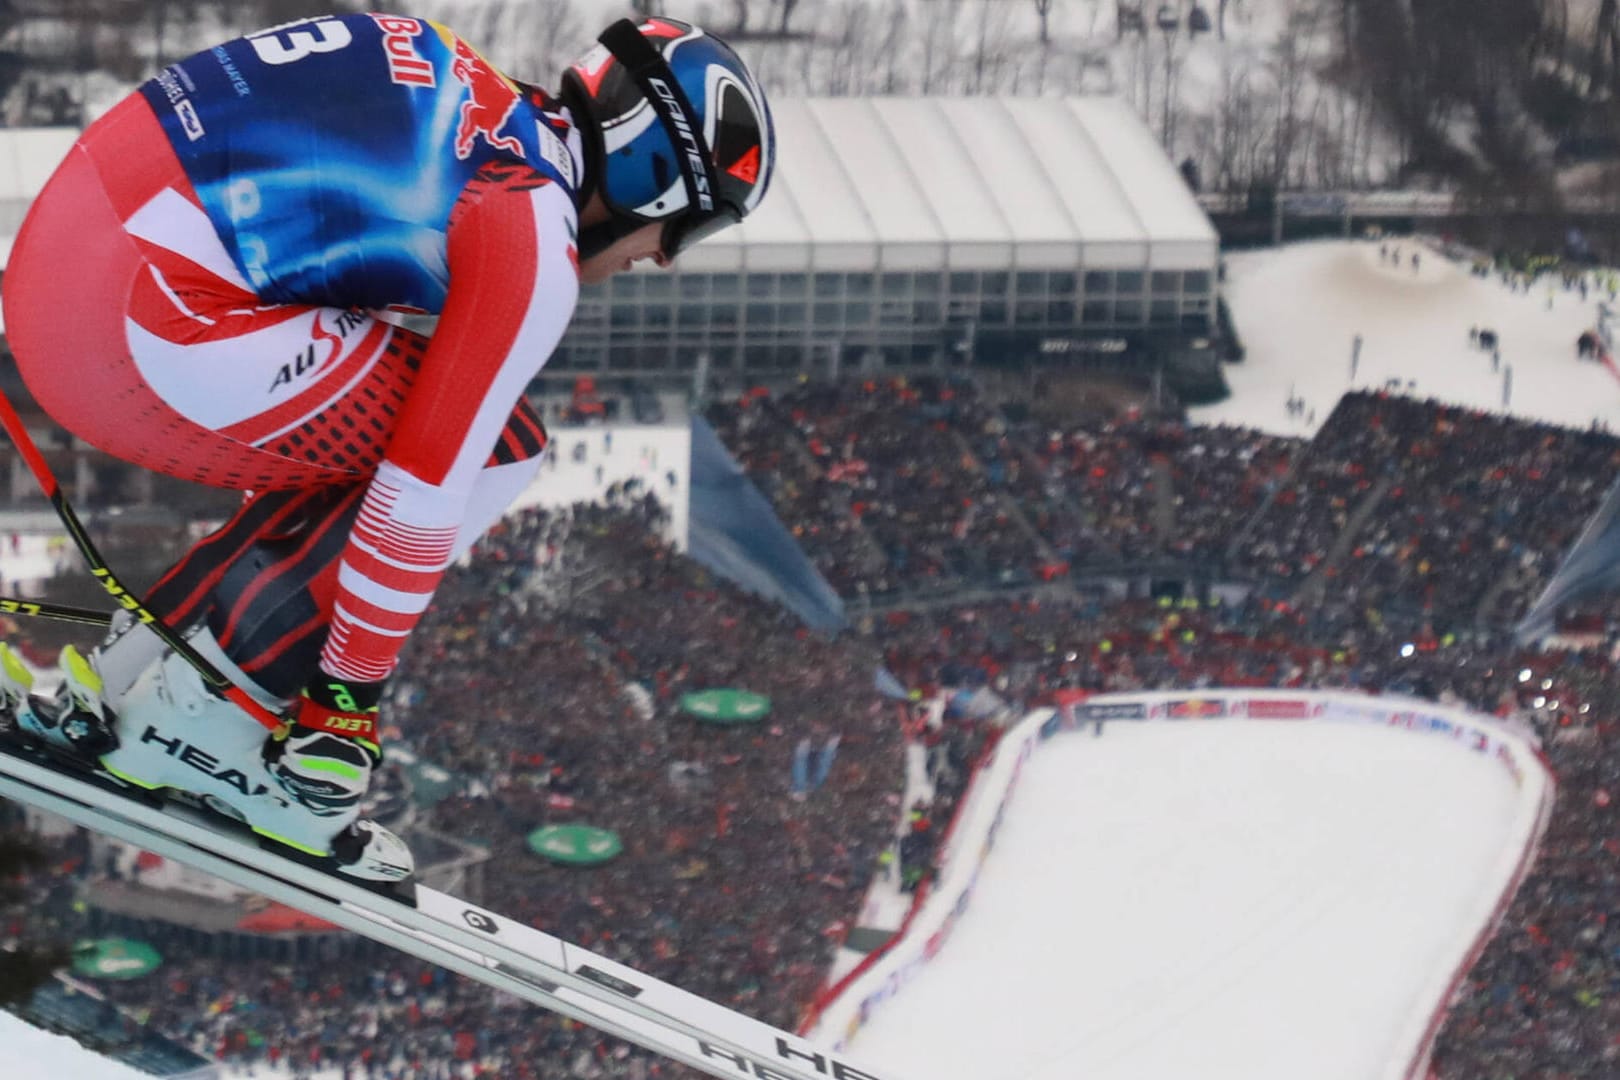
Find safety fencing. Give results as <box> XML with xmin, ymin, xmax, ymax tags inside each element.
<box><xmin>801</xmin><ymin>689</ymin><xmax>1555</xmax><ymax>1080</ymax></box>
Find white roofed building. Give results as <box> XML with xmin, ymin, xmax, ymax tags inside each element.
<box><xmin>551</xmin><ymin>96</ymin><xmax>1220</xmax><ymax>388</ymax></box>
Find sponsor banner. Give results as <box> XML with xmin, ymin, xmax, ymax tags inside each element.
<box><xmin>1386</xmin><ymin>711</ymin><xmax>1452</xmax><ymax>735</ymax></box>
<box><xmin>1164</xmin><ymin>698</ymin><xmax>1226</xmax><ymax>720</ymax></box>
<box><xmin>1322</xmin><ymin>701</ymin><xmax>1390</xmax><ymax>726</ymax></box>
<box><xmin>1239</xmin><ymin>698</ymin><xmax>1315</xmax><ymax>720</ymax></box>
<box><xmin>1079</xmin><ymin>701</ymin><xmax>1148</xmax><ymax>721</ymax></box>
<box><xmin>1324</xmin><ymin>702</ymin><xmax>1505</xmax><ymax>757</ymax></box>
<box><xmin>1387</xmin><ymin>711</ymin><xmax>1499</xmax><ymax>752</ymax></box>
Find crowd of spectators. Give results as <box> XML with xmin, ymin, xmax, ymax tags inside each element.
<box><xmin>710</xmin><ymin>378</ymin><xmax>1047</xmax><ymax>597</ymax></box>
<box><xmin>1544</xmin><ymin>586</ymin><xmax>1620</xmax><ymax>642</ymax></box>
<box><xmin>712</xmin><ymin>381</ymin><xmax>1620</xmax><ymax>644</ymax></box>
<box><xmin>894</xmin><ymin>704</ymin><xmax>1002</xmax><ymax>893</ymax></box>
<box><xmin>706</xmin><ymin>387</ymin><xmax>892</xmax><ymax>597</ymax></box>
<box><xmin>0</xmin><ymin>804</ymin><xmax>80</xmax><ymax>1004</ymax></box>
<box><xmin>988</xmin><ymin>409</ymin><xmax>1163</xmax><ymax>571</ymax></box>
<box><xmin>11</xmin><ymin>372</ymin><xmax>1620</xmax><ymax>1076</ymax></box>
<box><xmin>1222</xmin><ymin>391</ymin><xmax>1399</xmax><ymax>585</ymax></box>
<box><xmin>1325</xmin><ymin>395</ymin><xmax>1620</xmax><ymax>637</ymax></box>
<box><xmin>709</xmin><ymin>378</ymin><xmax>1326</xmax><ymax>594</ymax></box>
<box><xmin>396</xmin><ymin>495</ymin><xmax>903</xmax><ymax>1039</ymax></box>
<box><xmin>1162</xmin><ymin>424</ymin><xmax>1300</xmax><ymax>564</ymax></box>
<box><xmin>93</xmin><ymin>944</ymin><xmax>663</xmax><ymax>1080</ymax></box>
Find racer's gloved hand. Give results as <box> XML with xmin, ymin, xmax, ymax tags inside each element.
<box><xmin>263</xmin><ymin>676</ymin><xmax>384</xmax><ymax>817</ymax></box>
<box><xmin>294</xmin><ymin>676</ymin><xmax>385</xmax><ymax>748</ymax></box>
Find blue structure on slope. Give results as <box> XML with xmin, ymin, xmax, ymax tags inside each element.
<box><xmin>686</xmin><ymin>415</ymin><xmax>846</xmax><ymax>633</ymax></box>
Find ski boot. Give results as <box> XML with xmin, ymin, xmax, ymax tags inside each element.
<box><xmin>90</xmin><ymin>625</ymin><xmax>412</xmax><ymax>884</ymax></box>
<box><xmin>0</xmin><ymin>605</ymin><xmax>169</xmax><ymax>759</ymax></box>
<box><xmin>0</xmin><ymin>642</ymin><xmax>120</xmax><ymax>761</ymax></box>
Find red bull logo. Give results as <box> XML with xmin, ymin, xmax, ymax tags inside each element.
<box><xmin>1166</xmin><ymin>698</ymin><xmax>1226</xmax><ymax>719</ymax></box>
<box><xmin>371</xmin><ymin>15</ymin><xmax>434</xmax><ymax>87</ymax></box>
<box><xmin>450</xmin><ymin>37</ymin><xmax>525</xmax><ymax>161</ymax></box>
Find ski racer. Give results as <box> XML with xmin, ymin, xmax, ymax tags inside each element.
<box><xmin>0</xmin><ymin>14</ymin><xmax>775</xmax><ymax>881</ymax></box>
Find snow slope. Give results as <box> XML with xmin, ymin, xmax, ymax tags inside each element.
<box><xmin>0</xmin><ymin>1009</ymin><xmax>151</xmax><ymax>1080</ymax></box>
<box><xmin>1197</xmin><ymin>237</ymin><xmax>1620</xmax><ymax>436</ymax></box>
<box><xmin>841</xmin><ymin>719</ymin><xmax>1535</xmax><ymax>1080</ymax></box>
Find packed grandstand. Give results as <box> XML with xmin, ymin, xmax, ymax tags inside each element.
<box><xmin>5</xmin><ymin>372</ymin><xmax>1620</xmax><ymax>1078</ymax></box>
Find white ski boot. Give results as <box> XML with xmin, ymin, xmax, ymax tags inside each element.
<box><xmin>7</xmin><ymin>621</ymin><xmax>412</xmax><ymax>883</ymax></box>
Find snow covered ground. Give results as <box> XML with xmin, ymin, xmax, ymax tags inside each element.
<box><xmin>1197</xmin><ymin>237</ymin><xmax>1620</xmax><ymax>437</ymax></box>
<box><xmin>511</xmin><ymin>410</ymin><xmax>693</xmax><ymax>550</ymax></box>
<box><xmin>0</xmin><ymin>1009</ymin><xmax>151</xmax><ymax>1080</ymax></box>
<box><xmin>839</xmin><ymin>720</ymin><xmax>1532</xmax><ymax>1080</ymax></box>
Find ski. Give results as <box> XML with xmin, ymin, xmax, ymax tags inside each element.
<box><xmin>0</xmin><ymin>742</ymin><xmax>901</xmax><ymax>1080</ymax></box>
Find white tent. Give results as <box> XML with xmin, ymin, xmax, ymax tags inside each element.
<box><xmin>683</xmin><ymin>96</ymin><xmax>1217</xmax><ymax>277</ymax></box>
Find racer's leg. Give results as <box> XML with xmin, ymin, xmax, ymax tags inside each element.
<box><xmin>151</xmin><ymin>401</ymin><xmax>548</xmax><ymax>698</ymax></box>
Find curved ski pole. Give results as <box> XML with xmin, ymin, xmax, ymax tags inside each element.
<box><xmin>0</xmin><ymin>391</ymin><xmax>288</xmax><ymax>734</ymax></box>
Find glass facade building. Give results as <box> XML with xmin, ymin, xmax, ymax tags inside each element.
<box><xmin>549</xmin><ymin>264</ymin><xmax>1217</xmax><ymax>377</ymax></box>
<box><xmin>544</xmin><ymin>96</ymin><xmax>1221</xmax><ymax>382</ymax></box>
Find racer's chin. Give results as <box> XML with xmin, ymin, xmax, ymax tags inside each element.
<box><xmin>578</xmin><ymin>256</ymin><xmax>616</xmax><ymax>286</ymax></box>
<box><xmin>578</xmin><ymin>222</ymin><xmax>668</xmax><ymax>285</ymax></box>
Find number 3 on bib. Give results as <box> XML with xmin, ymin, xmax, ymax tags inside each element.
<box><xmin>247</xmin><ymin>18</ymin><xmax>353</xmax><ymax>65</ymax></box>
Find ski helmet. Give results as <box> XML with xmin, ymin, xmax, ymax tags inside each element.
<box><xmin>562</xmin><ymin>18</ymin><xmax>775</xmax><ymax>260</ymax></box>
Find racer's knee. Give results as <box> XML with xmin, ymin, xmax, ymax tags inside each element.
<box><xmin>453</xmin><ymin>454</ymin><xmax>546</xmax><ymax>559</ymax></box>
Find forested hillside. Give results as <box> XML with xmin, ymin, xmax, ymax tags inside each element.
<box><xmin>2</xmin><ymin>0</ymin><xmax>1617</xmax><ymax>204</ymax></box>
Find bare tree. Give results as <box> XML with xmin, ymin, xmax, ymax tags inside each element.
<box><xmin>424</xmin><ymin>0</ymin><xmax>586</xmax><ymax>83</ymax></box>
<box><xmin>968</xmin><ymin>0</ymin><xmax>1018</xmax><ymax>94</ymax></box>
<box><xmin>1266</xmin><ymin>4</ymin><xmax>1323</xmax><ymax>186</ymax></box>
<box><xmin>1032</xmin><ymin>0</ymin><xmax>1054</xmax><ymax>45</ymax></box>
<box><xmin>249</xmin><ymin>0</ymin><xmax>363</xmax><ymax>24</ymax></box>
<box><xmin>820</xmin><ymin>2</ymin><xmax>868</xmax><ymax>95</ymax></box>
<box><xmin>811</xmin><ymin>0</ymin><xmax>908</xmax><ymax>95</ymax></box>
<box><xmin>918</xmin><ymin>0</ymin><xmax>963</xmax><ymax>93</ymax></box>
<box><xmin>777</xmin><ymin>0</ymin><xmax>803</xmax><ymax>36</ymax></box>
<box><xmin>1593</xmin><ymin>0</ymin><xmax>1620</xmax><ymax>96</ymax></box>
<box><xmin>879</xmin><ymin>0</ymin><xmax>909</xmax><ymax>93</ymax></box>
<box><xmin>1194</xmin><ymin>56</ymin><xmax>1258</xmax><ymax>191</ymax></box>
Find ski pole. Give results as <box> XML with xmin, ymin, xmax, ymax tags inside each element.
<box><xmin>0</xmin><ymin>391</ymin><xmax>288</xmax><ymax>734</ymax></box>
<box><xmin>0</xmin><ymin>596</ymin><xmax>114</xmax><ymax>627</ymax></box>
